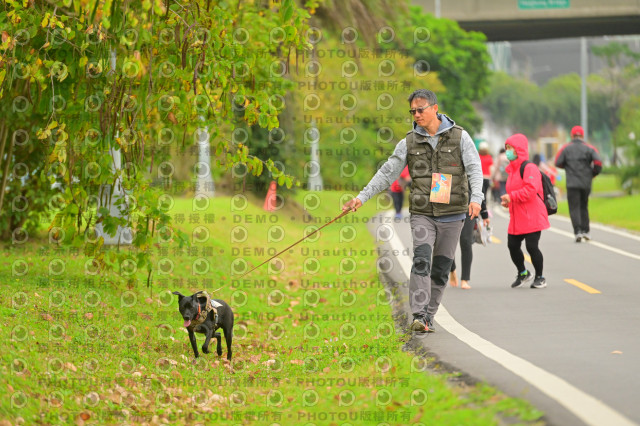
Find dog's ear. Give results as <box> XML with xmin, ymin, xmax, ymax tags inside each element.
<box><xmin>172</xmin><ymin>291</ymin><xmax>185</xmax><ymax>301</ymax></box>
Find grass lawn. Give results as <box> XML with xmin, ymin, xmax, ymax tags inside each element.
<box><xmin>555</xmin><ymin>172</ymin><xmax>621</xmax><ymax>194</ymax></box>
<box><xmin>1</xmin><ymin>191</ymin><xmax>543</xmax><ymax>425</ymax></box>
<box><xmin>557</xmin><ymin>194</ymin><xmax>640</xmax><ymax>232</ymax></box>
<box><xmin>555</xmin><ymin>173</ymin><xmax>640</xmax><ymax>232</ymax></box>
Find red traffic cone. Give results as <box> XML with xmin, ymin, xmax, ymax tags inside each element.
<box><xmin>263</xmin><ymin>181</ymin><xmax>277</xmax><ymax>211</ymax></box>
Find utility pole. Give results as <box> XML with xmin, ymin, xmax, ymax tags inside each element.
<box><xmin>96</xmin><ymin>48</ymin><xmax>132</xmax><ymax>245</ymax></box>
<box><xmin>435</xmin><ymin>0</ymin><xmax>441</xmax><ymax>18</ymax></box>
<box><xmin>195</xmin><ymin>116</ymin><xmax>215</xmax><ymax>198</ymax></box>
<box><xmin>580</xmin><ymin>37</ymin><xmax>588</xmax><ymax>138</ymax></box>
<box><xmin>307</xmin><ymin>119</ymin><xmax>323</xmax><ymax>191</ymax></box>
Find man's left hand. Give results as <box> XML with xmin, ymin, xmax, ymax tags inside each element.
<box><xmin>468</xmin><ymin>202</ymin><xmax>481</xmax><ymax>219</ymax></box>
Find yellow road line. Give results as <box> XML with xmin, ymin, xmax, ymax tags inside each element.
<box><xmin>525</xmin><ymin>254</ymin><xmax>532</xmax><ymax>264</ymax></box>
<box><xmin>490</xmin><ymin>235</ymin><xmax>501</xmax><ymax>243</ymax></box>
<box><xmin>564</xmin><ymin>278</ymin><xmax>601</xmax><ymax>294</ymax></box>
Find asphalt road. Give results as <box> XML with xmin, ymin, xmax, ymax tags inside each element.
<box><xmin>374</xmin><ymin>205</ymin><xmax>640</xmax><ymax>426</ymax></box>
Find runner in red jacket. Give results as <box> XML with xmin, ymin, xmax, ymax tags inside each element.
<box><xmin>501</xmin><ymin>133</ymin><xmax>550</xmax><ymax>289</ymax></box>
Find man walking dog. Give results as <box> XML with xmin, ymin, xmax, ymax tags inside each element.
<box><xmin>342</xmin><ymin>89</ymin><xmax>484</xmax><ymax>333</ymax></box>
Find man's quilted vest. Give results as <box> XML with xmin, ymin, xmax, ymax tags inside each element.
<box><xmin>406</xmin><ymin>125</ymin><xmax>469</xmax><ymax>216</ymax></box>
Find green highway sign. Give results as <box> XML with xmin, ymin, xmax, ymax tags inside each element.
<box><xmin>518</xmin><ymin>0</ymin><xmax>570</xmax><ymax>9</ymax></box>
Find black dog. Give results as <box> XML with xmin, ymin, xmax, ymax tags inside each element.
<box><xmin>172</xmin><ymin>290</ymin><xmax>233</xmax><ymax>360</ymax></box>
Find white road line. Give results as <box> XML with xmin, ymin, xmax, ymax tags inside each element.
<box><xmin>552</xmin><ymin>214</ymin><xmax>640</xmax><ymax>242</ymax></box>
<box><xmin>492</xmin><ymin>208</ymin><xmax>640</xmax><ymax>261</ymax></box>
<box><xmin>386</xmin><ymin>211</ymin><xmax>636</xmax><ymax>426</ymax></box>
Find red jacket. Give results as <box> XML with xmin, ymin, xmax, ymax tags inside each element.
<box><xmin>480</xmin><ymin>154</ymin><xmax>493</xmax><ymax>178</ymax></box>
<box><xmin>390</xmin><ymin>166</ymin><xmax>410</xmax><ymax>193</ymax></box>
<box><xmin>505</xmin><ymin>134</ymin><xmax>550</xmax><ymax>235</ymax></box>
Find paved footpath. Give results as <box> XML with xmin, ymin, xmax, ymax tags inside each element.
<box><xmin>371</xmin><ymin>206</ymin><xmax>640</xmax><ymax>426</ymax></box>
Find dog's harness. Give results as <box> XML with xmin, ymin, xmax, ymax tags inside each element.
<box><xmin>188</xmin><ymin>291</ymin><xmax>223</xmax><ymax>330</ymax></box>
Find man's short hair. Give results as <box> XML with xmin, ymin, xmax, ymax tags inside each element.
<box><xmin>408</xmin><ymin>89</ymin><xmax>437</xmax><ymax>105</ymax></box>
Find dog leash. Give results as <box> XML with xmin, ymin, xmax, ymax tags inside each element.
<box><xmin>240</xmin><ymin>209</ymin><xmax>351</xmax><ymax>277</ymax></box>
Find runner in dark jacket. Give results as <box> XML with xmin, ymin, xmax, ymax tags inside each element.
<box><xmin>554</xmin><ymin>126</ymin><xmax>602</xmax><ymax>242</ymax></box>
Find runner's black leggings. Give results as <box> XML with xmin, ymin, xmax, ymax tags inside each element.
<box><xmin>450</xmin><ymin>214</ymin><xmax>474</xmax><ymax>280</ymax></box>
<box><xmin>390</xmin><ymin>190</ymin><xmax>404</xmax><ymax>214</ymax></box>
<box><xmin>507</xmin><ymin>231</ymin><xmax>543</xmax><ymax>277</ymax></box>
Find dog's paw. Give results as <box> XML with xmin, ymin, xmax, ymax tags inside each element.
<box><xmin>216</xmin><ymin>349</ymin><xmax>222</xmax><ymax>356</ymax></box>
<box><xmin>201</xmin><ymin>346</ymin><xmax>210</xmax><ymax>354</ymax></box>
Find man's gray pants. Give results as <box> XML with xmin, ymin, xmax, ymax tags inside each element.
<box><xmin>409</xmin><ymin>214</ymin><xmax>464</xmax><ymax>320</ymax></box>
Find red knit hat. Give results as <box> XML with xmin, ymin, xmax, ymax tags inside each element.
<box><xmin>571</xmin><ymin>125</ymin><xmax>584</xmax><ymax>137</ymax></box>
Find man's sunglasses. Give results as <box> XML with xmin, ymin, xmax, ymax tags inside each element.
<box><xmin>409</xmin><ymin>104</ymin><xmax>433</xmax><ymax>115</ymax></box>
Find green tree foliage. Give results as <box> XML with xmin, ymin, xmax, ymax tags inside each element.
<box><xmin>483</xmin><ymin>72</ymin><xmax>611</xmax><ymax>146</ymax></box>
<box><xmin>290</xmin><ymin>37</ymin><xmax>443</xmax><ymax>188</ymax></box>
<box><xmin>613</xmin><ymin>96</ymin><xmax>640</xmax><ymax>191</ymax></box>
<box><xmin>231</xmin><ymin>0</ymin><xmax>408</xmax><ymax>196</ymax></box>
<box><xmin>541</xmin><ymin>73</ymin><xmax>610</xmax><ymax>143</ymax></box>
<box><xmin>389</xmin><ymin>6</ymin><xmax>491</xmax><ymax>135</ymax></box>
<box><xmin>314</xmin><ymin>0</ymin><xmax>404</xmax><ymax>47</ymax></box>
<box><xmin>0</xmin><ymin>0</ymin><xmax>315</xmax><ymax>281</ymax></box>
<box><xmin>541</xmin><ymin>74</ymin><xmax>581</xmax><ymax>128</ymax></box>
<box><xmin>0</xmin><ymin>98</ymin><xmax>57</xmax><ymax>240</ymax></box>
<box><xmin>482</xmin><ymin>72</ymin><xmax>548</xmax><ymax>137</ymax></box>
<box><xmin>591</xmin><ymin>41</ymin><xmax>640</xmax><ymax>165</ymax></box>
<box><xmin>284</xmin><ymin>0</ymin><xmax>489</xmax><ymax>189</ymax></box>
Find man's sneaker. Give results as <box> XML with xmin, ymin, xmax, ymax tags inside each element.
<box><xmin>581</xmin><ymin>232</ymin><xmax>591</xmax><ymax>241</ymax></box>
<box><xmin>531</xmin><ymin>276</ymin><xmax>547</xmax><ymax>289</ymax></box>
<box><xmin>511</xmin><ymin>270</ymin><xmax>533</xmax><ymax>288</ymax></box>
<box><xmin>575</xmin><ymin>234</ymin><xmax>582</xmax><ymax>243</ymax></box>
<box><xmin>410</xmin><ymin>317</ymin><xmax>428</xmax><ymax>333</ymax></box>
<box><xmin>426</xmin><ymin>316</ymin><xmax>435</xmax><ymax>333</ymax></box>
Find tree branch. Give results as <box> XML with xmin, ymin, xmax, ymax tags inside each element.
<box><xmin>0</xmin><ymin>126</ymin><xmax>14</xmax><ymax>213</ymax></box>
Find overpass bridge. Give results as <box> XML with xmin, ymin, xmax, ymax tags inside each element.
<box><xmin>414</xmin><ymin>0</ymin><xmax>640</xmax><ymax>41</ymax></box>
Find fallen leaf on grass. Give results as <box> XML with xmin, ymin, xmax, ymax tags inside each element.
<box><xmin>210</xmin><ymin>394</ymin><xmax>225</xmax><ymax>404</ymax></box>
<box><xmin>262</xmin><ymin>360</ymin><xmax>276</xmax><ymax>366</ymax></box>
<box><xmin>410</xmin><ymin>407</ymin><xmax>424</xmax><ymax>423</ymax></box>
<box><xmin>288</xmin><ymin>280</ymin><xmax>300</xmax><ymax>291</ymax></box>
<box><xmin>290</xmin><ymin>359</ymin><xmax>304</xmax><ymax>365</ymax></box>
<box><xmin>84</xmin><ymin>313</ymin><xmax>93</xmax><ymax>320</ymax></box>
